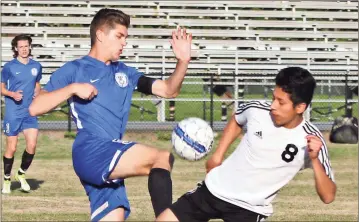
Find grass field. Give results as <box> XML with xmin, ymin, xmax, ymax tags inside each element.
<box><xmin>1</xmin><ymin>131</ymin><xmax>358</xmax><ymax>221</ymax></box>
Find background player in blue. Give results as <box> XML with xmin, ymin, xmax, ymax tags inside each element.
<box><xmin>1</xmin><ymin>34</ymin><xmax>42</xmax><ymax>194</ymax></box>
<box><xmin>29</xmin><ymin>9</ymin><xmax>192</xmax><ymax>221</ymax></box>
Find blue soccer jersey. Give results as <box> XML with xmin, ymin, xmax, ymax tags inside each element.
<box><xmin>44</xmin><ymin>55</ymin><xmax>143</xmax><ymax>140</ymax></box>
<box><xmin>1</xmin><ymin>58</ymin><xmax>42</xmax><ymax>118</ymax></box>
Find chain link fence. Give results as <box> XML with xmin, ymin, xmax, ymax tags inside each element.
<box><xmin>2</xmin><ymin>71</ymin><xmax>356</xmax><ymax>132</ymax></box>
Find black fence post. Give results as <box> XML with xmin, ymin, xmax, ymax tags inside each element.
<box><xmin>169</xmin><ymin>101</ymin><xmax>175</xmax><ymax>121</ymax></box>
<box><xmin>67</xmin><ymin>106</ymin><xmax>71</xmax><ymax>132</ymax></box>
<box><xmin>202</xmin><ymin>73</ymin><xmax>207</xmax><ymax>121</ymax></box>
<box><xmin>345</xmin><ymin>72</ymin><xmax>353</xmax><ymax>117</ymax></box>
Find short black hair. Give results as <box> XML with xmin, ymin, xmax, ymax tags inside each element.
<box><xmin>11</xmin><ymin>34</ymin><xmax>32</xmax><ymax>58</ymax></box>
<box><xmin>90</xmin><ymin>8</ymin><xmax>130</xmax><ymax>47</ymax></box>
<box><xmin>275</xmin><ymin>67</ymin><xmax>316</xmax><ymax>109</ymax></box>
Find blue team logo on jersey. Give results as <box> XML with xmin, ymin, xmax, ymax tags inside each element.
<box><xmin>115</xmin><ymin>72</ymin><xmax>128</xmax><ymax>88</ymax></box>
<box><xmin>31</xmin><ymin>68</ymin><xmax>38</xmax><ymax>76</ymax></box>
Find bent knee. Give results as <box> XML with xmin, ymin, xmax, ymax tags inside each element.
<box><xmin>6</xmin><ymin>144</ymin><xmax>17</xmax><ymax>153</ymax></box>
<box><xmin>155</xmin><ymin>151</ymin><xmax>175</xmax><ymax>170</ymax></box>
<box><xmin>26</xmin><ymin>143</ymin><xmax>37</xmax><ymax>152</ymax></box>
<box><xmin>6</xmin><ymin>146</ymin><xmax>17</xmax><ymax>154</ymax></box>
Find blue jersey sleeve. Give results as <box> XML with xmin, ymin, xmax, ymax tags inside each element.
<box><xmin>128</xmin><ymin>66</ymin><xmax>143</xmax><ymax>90</ymax></box>
<box><xmin>36</xmin><ymin>64</ymin><xmax>43</xmax><ymax>82</ymax></box>
<box><xmin>44</xmin><ymin>62</ymin><xmax>76</xmax><ymax>92</ymax></box>
<box><xmin>1</xmin><ymin>64</ymin><xmax>10</xmax><ymax>84</ymax></box>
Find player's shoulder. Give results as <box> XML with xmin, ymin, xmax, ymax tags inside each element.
<box><xmin>52</xmin><ymin>60</ymin><xmax>80</xmax><ymax>76</ymax></box>
<box><xmin>3</xmin><ymin>59</ymin><xmax>16</xmax><ymax>68</ymax></box>
<box><xmin>302</xmin><ymin>120</ymin><xmax>323</xmax><ymax>136</ymax></box>
<box><xmin>63</xmin><ymin>59</ymin><xmax>83</xmax><ymax>69</ymax></box>
<box><xmin>29</xmin><ymin>59</ymin><xmax>42</xmax><ymax>67</ymax></box>
<box><xmin>236</xmin><ymin>100</ymin><xmax>271</xmax><ymax>114</ymax></box>
<box><xmin>112</xmin><ymin>61</ymin><xmax>139</xmax><ymax>74</ymax></box>
<box><xmin>113</xmin><ymin>61</ymin><xmax>131</xmax><ymax>70</ymax></box>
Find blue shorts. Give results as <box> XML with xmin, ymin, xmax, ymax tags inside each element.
<box><xmin>72</xmin><ymin>132</ymin><xmax>136</xmax><ymax>221</ymax></box>
<box><xmin>3</xmin><ymin>116</ymin><xmax>38</xmax><ymax>136</ymax></box>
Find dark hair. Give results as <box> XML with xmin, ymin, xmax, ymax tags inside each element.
<box><xmin>11</xmin><ymin>34</ymin><xmax>32</xmax><ymax>58</ymax></box>
<box><xmin>90</xmin><ymin>8</ymin><xmax>130</xmax><ymax>47</ymax></box>
<box><xmin>275</xmin><ymin>67</ymin><xmax>316</xmax><ymax>109</ymax></box>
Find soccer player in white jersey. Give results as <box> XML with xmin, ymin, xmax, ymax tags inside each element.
<box><xmin>157</xmin><ymin>67</ymin><xmax>336</xmax><ymax>222</ymax></box>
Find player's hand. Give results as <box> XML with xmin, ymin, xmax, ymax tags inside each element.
<box><xmin>11</xmin><ymin>90</ymin><xmax>23</xmax><ymax>101</ymax></box>
<box><xmin>306</xmin><ymin>135</ymin><xmax>323</xmax><ymax>160</ymax></box>
<box><xmin>170</xmin><ymin>26</ymin><xmax>192</xmax><ymax>63</ymax></box>
<box><xmin>206</xmin><ymin>154</ymin><xmax>223</xmax><ymax>173</ymax></box>
<box><xmin>72</xmin><ymin>83</ymin><xmax>98</xmax><ymax>100</ymax></box>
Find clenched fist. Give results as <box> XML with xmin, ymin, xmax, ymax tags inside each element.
<box><xmin>72</xmin><ymin>83</ymin><xmax>98</xmax><ymax>100</ymax></box>
<box><xmin>306</xmin><ymin>135</ymin><xmax>323</xmax><ymax>160</ymax></box>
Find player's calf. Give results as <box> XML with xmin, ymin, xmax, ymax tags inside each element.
<box><xmin>2</xmin><ymin>156</ymin><xmax>14</xmax><ymax>194</ymax></box>
<box><xmin>149</xmin><ymin>152</ymin><xmax>175</xmax><ymax>217</ymax></box>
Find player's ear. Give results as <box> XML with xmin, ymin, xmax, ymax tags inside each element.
<box><xmin>15</xmin><ymin>47</ymin><xmax>18</xmax><ymax>51</ymax></box>
<box><xmin>295</xmin><ymin>102</ymin><xmax>307</xmax><ymax>115</ymax></box>
<box><xmin>96</xmin><ymin>29</ymin><xmax>105</xmax><ymax>44</ymax></box>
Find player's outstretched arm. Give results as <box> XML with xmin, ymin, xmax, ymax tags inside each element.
<box><xmin>307</xmin><ymin>135</ymin><xmax>336</xmax><ymax>204</ymax></box>
<box><xmin>206</xmin><ymin>115</ymin><xmax>242</xmax><ymax>173</ymax></box>
<box><xmin>151</xmin><ymin>27</ymin><xmax>192</xmax><ymax>98</ymax></box>
<box><xmin>29</xmin><ymin>83</ymin><xmax>98</xmax><ymax>116</ymax></box>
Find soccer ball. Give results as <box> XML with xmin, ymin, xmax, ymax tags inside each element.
<box><xmin>171</xmin><ymin>117</ymin><xmax>214</xmax><ymax>161</ymax></box>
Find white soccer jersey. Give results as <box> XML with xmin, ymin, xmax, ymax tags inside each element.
<box><xmin>205</xmin><ymin>101</ymin><xmax>335</xmax><ymax>217</ymax></box>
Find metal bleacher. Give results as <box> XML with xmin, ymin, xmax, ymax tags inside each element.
<box><xmin>2</xmin><ymin>1</ymin><xmax>358</xmax><ymax>72</ymax></box>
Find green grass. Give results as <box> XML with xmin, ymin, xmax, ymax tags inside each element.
<box><xmin>1</xmin><ymin>131</ymin><xmax>358</xmax><ymax>221</ymax></box>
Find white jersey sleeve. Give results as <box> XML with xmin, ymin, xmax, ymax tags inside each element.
<box><xmin>235</xmin><ymin>101</ymin><xmax>271</xmax><ymax>126</ymax></box>
<box><xmin>235</xmin><ymin>102</ymin><xmax>250</xmax><ymax>125</ymax></box>
<box><xmin>302</xmin><ymin>121</ymin><xmax>335</xmax><ymax>182</ymax></box>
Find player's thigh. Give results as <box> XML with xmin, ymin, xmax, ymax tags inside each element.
<box><xmin>156</xmin><ymin>208</ymin><xmax>179</xmax><ymax>222</ymax></box>
<box><xmin>223</xmin><ymin>213</ymin><xmax>267</xmax><ymax>222</ymax></box>
<box><xmin>4</xmin><ymin>135</ymin><xmax>18</xmax><ymax>155</ymax></box>
<box><xmin>22</xmin><ymin>116</ymin><xmax>39</xmax><ymax>150</ymax></box>
<box><xmin>21</xmin><ymin>116</ymin><xmax>38</xmax><ymax>133</ymax></box>
<box><xmin>82</xmin><ymin>180</ymin><xmax>130</xmax><ymax>222</ymax></box>
<box><xmin>221</xmin><ymin>204</ymin><xmax>267</xmax><ymax>222</ymax></box>
<box><xmin>100</xmin><ymin>208</ymin><xmax>125</xmax><ymax>222</ymax></box>
<box><xmin>23</xmin><ymin>128</ymin><xmax>39</xmax><ymax>150</ymax></box>
<box><xmin>168</xmin><ymin>182</ymin><xmax>217</xmax><ymax>222</ymax></box>
<box><xmin>3</xmin><ymin>118</ymin><xmax>22</xmax><ymax>137</ymax></box>
<box><xmin>109</xmin><ymin>143</ymin><xmax>170</xmax><ymax>179</ymax></box>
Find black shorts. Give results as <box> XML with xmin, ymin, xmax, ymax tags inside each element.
<box><xmin>169</xmin><ymin>182</ymin><xmax>267</xmax><ymax>222</ymax></box>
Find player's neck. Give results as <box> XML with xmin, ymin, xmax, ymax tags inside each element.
<box><xmin>282</xmin><ymin>115</ymin><xmax>304</xmax><ymax>129</ymax></box>
<box><xmin>17</xmin><ymin>56</ymin><xmax>29</xmax><ymax>65</ymax></box>
<box><xmin>88</xmin><ymin>48</ymin><xmax>111</xmax><ymax>65</ymax></box>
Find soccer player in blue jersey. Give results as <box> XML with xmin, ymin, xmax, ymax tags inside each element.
<box><xmin>30</xmin><ymin>9</ymin><xmax>192</xmax><ymax>221</ymax></box>
<box><xmin>1</xmin><ymin>34</ymin><xmax>42</xmax><ymax>194</ymax></box>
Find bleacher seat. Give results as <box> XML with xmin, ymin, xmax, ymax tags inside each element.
<box><xmin>1</xmin><ymin>0</ymin><xmax>358</xmax><ymax>74</ymax></box>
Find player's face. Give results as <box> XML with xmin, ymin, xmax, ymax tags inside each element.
<box><xmin>16</xmin><ymin>40</ymin><xmax>30</xmax><ymax>58</ymax></box>
<box><xmin>103</xmin><ymin>24</ymin><xmax>128</xmax><ymax>61</ymax></box>
<box><xmin>270</xmin><ymin>86</ymin><xmax>301</xmax><ymax>127</ymax></box>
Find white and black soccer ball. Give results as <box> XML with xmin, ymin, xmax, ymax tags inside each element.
<box><xmin>171</xmin><ymin>117</ymin><xmax>214</xmax><ymax>161</ymax></box>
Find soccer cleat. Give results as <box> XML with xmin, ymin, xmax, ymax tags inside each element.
<box><xmin>15</xmin><ymin>172</ymin><xmax>30</xmax><ymax>192</ymax></box>
<box><xmin>2</xmin><ymin>180</ymin><xmax>11</xmax><ymax>194</ymax></box>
